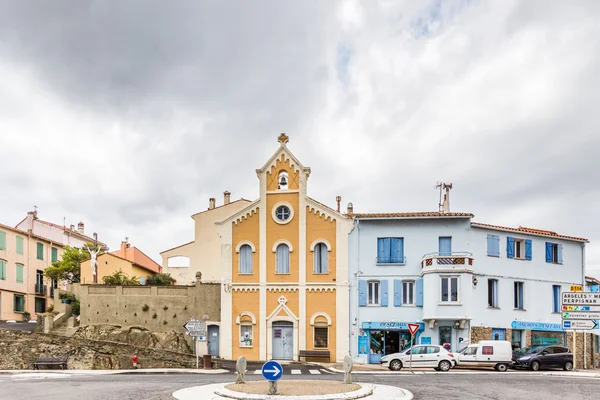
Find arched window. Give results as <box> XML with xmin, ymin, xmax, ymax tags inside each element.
<box><xmin>276</xmin><ymin>244</ymin><xmax>290</xmax><ymax>274</ymax></box>
<box><xmin>239</xmin><ymin>244</ymin><xmax>253</xmax><ymax>274</ymax></box>
<box><xmin>313</xmin><ymin>243</ymin><xmax>328</xmax><ymax>274</ymax></box>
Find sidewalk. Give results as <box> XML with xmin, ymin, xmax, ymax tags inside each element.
<box><xmin>0</xmin><ymin>368</ymin><xmax>228</xmax><ymax>375</ymax></box>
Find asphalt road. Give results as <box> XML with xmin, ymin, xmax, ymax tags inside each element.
<box><xmin>0</xmin><ymin>372</ymin><xmax>596</xmax><ymax>400</ymax></box>
<box><xmin>0</xmin><ymin>322</ymin><xmax>37</xmax><ymax>331</ymax></box>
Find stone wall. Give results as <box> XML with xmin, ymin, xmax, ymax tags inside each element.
<box><xmin>78</xmin><ymin>282</ymin><xmax>220</xmax><ymax>333</ymax></box>
<box><xmin>566</xmin><ymin>332</ymin><xmax>597</xmax><ymax>370</ymax></box>
<box><xmin>0</xmin><ymin>328</ymin><xmax>199</xmax><ymax>370</ymax></box>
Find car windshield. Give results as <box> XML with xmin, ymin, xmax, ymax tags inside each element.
<box><xmin>520</xmin><ymin>346</ymin><xmax>544</xmax><ymax>354</ymax></box>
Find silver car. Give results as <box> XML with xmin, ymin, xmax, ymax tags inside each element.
<box><xmin>380</xmin><ymin>345</ymin><xmax>456</xmax><ymax>371</ymax></box>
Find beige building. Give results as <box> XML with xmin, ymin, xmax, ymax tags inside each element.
<box><xmin>81</xmin><ymin>240</ymin><xmax>162</xmax><ymax>284</ymax></box>
<box><xmin>0</xmin><ymin>223</ymin><xmax>64</xmax><ymax>321</ymax></box>
<box><xmin>161</xmin><ymin>193</ymin><xmax>251</xmax><ymax>284</ymax></box>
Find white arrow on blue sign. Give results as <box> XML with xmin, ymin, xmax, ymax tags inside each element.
<box><xmin>261</xmin><ymin>360</ymin><xmax>283</xmax><ymax>381</ymax></box>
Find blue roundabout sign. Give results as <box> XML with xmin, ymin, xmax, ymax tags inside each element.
<box><xmin>261</xmin><ymin>360</ymin><xmax>283</xmax><ymax>381</ymax></box>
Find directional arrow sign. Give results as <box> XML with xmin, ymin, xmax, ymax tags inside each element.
<box><xmin>562</xmin><ymin>320</ymin><xmax>599</xmax><ymax>330</ymax></box>
<box><xmin>261</xmin><ymin>360</ymin><xmax>282</xmax><ymax>381</ymax></box>
<box><xmin>562</xmin><ymin>311</ymin><xmax>600</xmax><ymax>320</ymax></box>
<box><xmin>183</xmin><ymin>320</ymin><xmax>206</xmax><ymax>337</ymax></box>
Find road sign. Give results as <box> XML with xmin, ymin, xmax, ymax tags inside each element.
<box><xmin>562</xmin><ymin>305</ymin><xmax>600</xmax><ymax>312</ymax></box>
<box><xmin>570</xmin><ymin>285</ymin><xmax>583</xmax><ymax>292</ymax></box>
<box><xmin>562</xmin><ymin>311</ymin><xmax>600</xmax><ymax>320</ymax></box>
<box><xmin>562</xmin><ymin>320</ymin><xmax>599</xmax><ymax>330</ymax></box>
<box><xmin>184</xmin><ymin>320</ymin><xmax>207</xmax><ymax>337</ymax></box>
<box><xmin>408</xmin><ymin>324</ymin><xmax>420</xmax><ymax>336</ymax></box>
<box><xmin>562</xmin><ymin>292</ymin><xmax>600</xmax><ymax>305</ymax></box>
<box><xmin>261</xmin><ymin>360</ymin><xmax>282</xmax><ymax>381</ymax></box>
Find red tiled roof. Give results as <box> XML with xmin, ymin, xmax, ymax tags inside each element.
<box><xmin>111</xmin><ymin>246</ymin><xmax>162</xmax><ymax>274</ymax></box>
<box><xmin>352</xmin><ymin>212</ymin><xmax>474</xmax><ymax>219</ymax></box>
<box><xmin>471</xmin><ymin>222</ymin><xmax>588</xmax><ymax>242</ymax></box>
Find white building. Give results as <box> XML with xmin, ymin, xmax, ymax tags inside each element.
<box><xmin>348</xmin><ymin>209</ymin><xmax>588</xmax><ymax>365</ymax></box>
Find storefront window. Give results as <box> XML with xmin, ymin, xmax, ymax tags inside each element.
<box><xmin>370</xmin><ymin>331</ymin><xmax>384</xmax><ymax>355</ymax></box>
<box><xmin>439</xmin><ymin>327</ymin><xmax>452</xmax><ymax>347</ymax></box>
<box><xmin>531</xmin><ymin>331</ymin><xmax>565</xmax><ymax>346</ymax></box>
<box><xmin>511</xmin><ymin>330</ymin><xmax>522</xmax><ymax>350</ymax></box>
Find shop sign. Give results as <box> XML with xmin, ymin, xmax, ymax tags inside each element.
<box><xmin>357</xmin><ymin>335</ymin><xmax>368</xmax><ymax>354</ymax></box>
<box><xmin>511</xmin><ymin>321</ymin><xmax>563</xmax><ymax>332</ymax></box>
<box><xmin>361</xmin><ymin>321</ymin><xmax>424</xmax><ymax>331</ymax></box>
<box><xmin>420</xmin><ymin>336</ymin><xmax>431</xmax><ymax>345</ymax></box>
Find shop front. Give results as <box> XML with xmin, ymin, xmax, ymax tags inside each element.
<box><xmin>360</xmin><ymin>322</ymin><xmax>424</xmax><ymax>364</ymax></box>
<box><xmin>511</xmin><ymin>321</ymin><xmax>566</xmax><ymax>348</ymax></box>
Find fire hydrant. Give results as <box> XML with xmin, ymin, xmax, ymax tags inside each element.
<box><xmin>132</xmin><ymin>354</ymin><xmax>138</xmax><ymax>369</ymax></box>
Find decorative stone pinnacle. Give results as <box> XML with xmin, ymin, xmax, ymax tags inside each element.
<box><xmin>278</xmin><ymin>133</ymin><xmax>289</xmax><ymax>145</ymax></box>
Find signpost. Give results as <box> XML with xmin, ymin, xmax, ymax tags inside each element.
<box><xmin>261</xmin><ymin>360</ymin><xmax>282</xmax><ymax>395</ymax></box>
<box><xmin>570</xmin><ymin>285</ymin><xmax>583</xmax><ymax>292</ymax></box>
<box><xmin>561</xmin><ymin>290</ymin><xmax>600</xmax><ymax>371</ymax></box>
<box><xmin>184</xmin><ymin>318</ymin><xmax>207</xmax><ymax>369</ymax></box>
<box><xmin>561</xmin><ymin>292</ymin><xmax>600</xmax><ymax>305</ymax></box>
<box><xmin>408</xmin><ymin>323</ymin><xmax>419</xmax><ymax>373</ymax></box>
<box><xmin>562</xmin><ymin>312</ymin><xmax>600</xmax><ymax>320</ymax></box>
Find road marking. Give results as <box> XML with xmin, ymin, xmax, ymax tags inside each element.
<box><xmin>291</xmin><ymin>369</ymin><xmax>301</xmax><ymax>375</ymax></box>
<box><xmin>253</xmin><ymin>370</ymin><xmax>261</xmax><ymax>375</ymax></box>
<box><xmin>309</xmin><ymin>369</ymin><xmax>321</xmax><ymax>375</ymax></box>
<box><xmin>11</xmin><ymin>374</ymin><xmax>70</xmax><ymax>380</ymax></box>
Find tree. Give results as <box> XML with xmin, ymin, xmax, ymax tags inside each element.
<box><xmin>43</xmin><ymin>246</ymin><xmax>90</xmax><ymax>284</ymax></box>
<box><xmin>102</xmin><ymin>269</ymin><xmax>140</xmax><ymax>286</ymax></box>
<box><xmin>145</xmin><ymin>273</ymin><xmax>176</xmax><ymax>286</ymax></box>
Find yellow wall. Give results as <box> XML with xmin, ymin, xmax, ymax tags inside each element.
<box><xmin>306</xmin><ymin>289</ymin><xmax>336</xmax><ymax>362</ymax></box>
<box><xmin>266</xmin><ymin>193</ymin><xmax>299</xmax><ymax>283</ymax></box>
<box><xmin>266</xmin><ymin>289</ymin><xmax>299</xmax><ymax>318</ymax></box>
<box><xmin>232</xmin><ymin>289</ymin><xmax>260</xmax><ymax>360</ymax></box>
<box><xmin>306</xmin><ymin>208</ymin><xmax>337</xmax><ymax>283</ymax></box>
<box><xmin>266</xmin><ymin>155</ymin><xmax>300</xmax><ymax>191</ymax></box>
<box><xmin>232</xmin><ymin>209</ymin><xmax>260</xmax><ymax>284</ymax></box>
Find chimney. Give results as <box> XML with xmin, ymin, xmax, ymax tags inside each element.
<box><xmin>336</xmin><ymin>196</ymin><xmax>341</xmax><ymax>212</ymax></box>
<box><xmin>224</xmin><ymin>191</ymin><xmax>231</xmax><ymax>205</ymax></box>
<box><xmin>209</xmin><ymin>198</ymin><xmax>216</xmax><ymax>210</ymax></box>
<box><xmin>77</xmin><ymin>222</ymin><xmax>85</xmax><ymax>235</ymax></box>
<box><xmin>121</xmin><ymin>237</ymin><xmax>130</xmax><ymax>253</ymax></box>
<box><xmin>347</xmin><ymin>202</ymin><xmax>354</xmax><ymax>215</ymax></box>
<box><xmin>70</xmin><ymin>224</ymin><xmax>74</xmax><ymax>231</ymax></box>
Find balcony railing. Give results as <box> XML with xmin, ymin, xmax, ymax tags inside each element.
<box><xmin>35</xmin><ymin>284</ymin><xmax>47</xmax><ymax>296</ymax></box>
<box><xmin>421</xmin><ymin>252</ymin><xmax>474</xmax><ymax>268</ymax></box>
<box><xmin>376</xmin><ymin>256</ymin><xmax>406</xmax><ymax>265</ymax></box>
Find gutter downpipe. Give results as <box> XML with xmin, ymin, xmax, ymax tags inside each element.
<box><xmin>582</xmin><ymin>242</ymin><xmax>587</xmax><ymax>369</ymax></box>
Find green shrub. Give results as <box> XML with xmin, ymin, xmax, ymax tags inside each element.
<box><xmin>145</xmin><ymin>273</ymin><xmax>176</xmax><ymax>286</ymax></box>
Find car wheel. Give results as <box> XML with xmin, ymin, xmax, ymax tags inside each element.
<box><xmin>389</xmin><ymin>360</ymin><xmax>402</xmax><ymax>371</ymax></box>
<box><xmin>438</xmin><ymin>360</ymin><xmax>451</xmax><ymax>372</ymax></box>
<box><xmin>496</xmin><ymin>364</ymin><xmax>508</xmax><ymax>372</ymax></box>
<box><xmin>563</xmin><ymin>362</ymin><xmax>573</xmax><ymax>371</ymax></box>
<box><xmin>531</xmin><ymin>361</ymin><xmax>540</xmax><ymax>371</ymax></box>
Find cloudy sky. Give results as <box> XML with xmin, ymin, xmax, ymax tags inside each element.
<box><xmin>1</xmin><ymin>1</ymin><xmax>599</xmax><ymax>275</ymax></box>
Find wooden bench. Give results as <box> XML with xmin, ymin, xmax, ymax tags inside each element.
<box><xmin>299</xmin><ymin>350</ymin><xmax>331</xmax><ymax>362</ymax></box>
<box><xmin>33</xmin><ymin>357</ymin><xmax>68</xmax><ymax>370</ymax></box>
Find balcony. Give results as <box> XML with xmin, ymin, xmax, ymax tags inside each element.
<box><xmin>421</xmin><ymin>252</ymin><xmax>474</xmax><ymax>269</ymax></box>
<box><xmin>376</xmin><ymin>256</ymin><xmax>406</xmax><ymax>265</ymax></box>
<box><xmin>35</xmin><ymin>284</ymin><xmax>47</xmax><ymax>296</ymax></box>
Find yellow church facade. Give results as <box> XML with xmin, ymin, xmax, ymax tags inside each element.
<box><xmin>217</xmin><ymin>135</ymin><xmax>353</xmax><ymax>362</ymax></box>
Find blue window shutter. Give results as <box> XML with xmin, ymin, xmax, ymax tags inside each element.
<box><xmin>558</xmin><ymin>244</ymin><xmax>563</xmax><ymax>264</ymax></box>
<box><xmin>416</xmin><ymin>279</ymin><xmax>424</xmax><ymax>307</ymax></box>
<box><xmin>553</xmin><ymin>286</ymin><xmax>560</xmax><ymax>312</ymax></box>
<box><xmin>525</xmin><ymin>240</ymin><xmax>532</xmax><ymax>261</ymax></box>
<box><xmin>493</xmin><ymin>235</ymin><xmax>500</xmax><ymax>256</ymax></box>
<box><xmin>359</xmin><ymin>280</ymin><xmax>367</xmax><ymax>307</ymax></box>
<box><xmin>390</xmin><ymin>238</ymin><xmax>404</xmax><ymax>263</ymax></box>
<box><xmin>506</xmin><ymin>237</ymin><xmax>514</xmax><ymax>259</ymax></box>
<box><xmin>545</xmin><ymin>242</ymin><xmax>552</xmax><ymax>263</ymax></box>
<box><xmin>439</xmin><ymin>237</ymin><xmax>451</xmax><ymax>256</ymax></box>
<box><xmin>487</xmin><ymin>235</ymin><xmax>494</xmax><ymax>256</ymax></box>
<box><xmin>519</xmin><ymin>284</ymin><xmax>524</xmax><ymax>309</ymax></box>
<box><xmin>377</xmin><ymin>238</ymin><xmax>391</xmax><ymax>263</ymax></box>
<box><xmin>393</xmin><ymin>280</ymin><xmax>402</xmax><ymax>306</ymax></box>
<box><xmin>380</xmin><ymin>280</ymin><xmax>388</xmax><ymax>307</ymax></box>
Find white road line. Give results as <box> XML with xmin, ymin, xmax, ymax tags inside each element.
<box><xmin>291</xmin><ymin>369</ymin><xmax>301</xmax><ymax>375</ymax></box>
<box><xmin>253</xmin><ymin>370</ymin><xmax>262</xmax><ymax>374</ymax></box>
<box><xmin>309</xmin><ymin>369</ymin><xmax>321</xmax><ymax>375</ymax></box>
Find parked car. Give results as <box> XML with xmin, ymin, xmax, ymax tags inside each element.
<box><xmin>455</xmin><ymin>340</ymin><xmax>513</xmax><ymax>371</ymax></box>
<box><xmin>380</xmin><ymin>345</ymin><xmax>456</xmax><ymax>372</ymax></box>
<box><xmin>512</xmin><ymin>346</ymin><xmax>573</xmax><ymax>371</ymax></box>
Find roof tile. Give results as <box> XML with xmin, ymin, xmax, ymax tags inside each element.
<box><xmin>471</xmin><ymin>222</ymin><xmax>587</xmax><ymax>242</ymax></box>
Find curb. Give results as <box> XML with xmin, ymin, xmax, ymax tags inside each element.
<box><xmin>324</xmin><ymin>367</ymin><xmax>600</xmax><ymax>378</ymax></box>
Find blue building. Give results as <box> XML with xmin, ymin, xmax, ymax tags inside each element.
<box><xmin>347</xmin><ymin>209</ymin><xmax>589</xmax><ymax>365</ymax></box>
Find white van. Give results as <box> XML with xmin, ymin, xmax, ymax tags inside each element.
<box><xmin>455</xmin><ymin>340</ymin><xmax>512</xmax><ymax>371</ymax></box>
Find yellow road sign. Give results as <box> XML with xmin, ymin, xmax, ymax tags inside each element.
<box><xmin>570</xmin><ymin>285</ymin><xmax>583</xmax><ymax>292</ymax></box>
